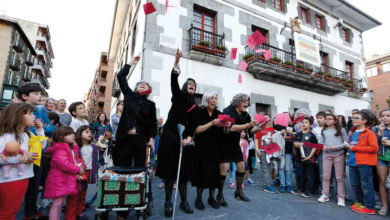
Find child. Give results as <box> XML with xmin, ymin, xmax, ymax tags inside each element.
<box><xmin>69</xmin><ymin>102</ymin><xmax>89</xmax><ymax>132</ymax></box>
<box><xmin>43</xmin><ymin>127</ymin><xmax>85</xmax><ymax>220</ymax></box>
<box><xmin>256</xmin><ymin>115</ymin><xmax>277</xmax><ymax>193</ymax></box>
<box><xmin>97</xmin><ymin>130</ymin><xmax>112</xmax><ymax>166</ymax></box>
<box><xmin>373</xmin><ymin>108</ymin><xmax>390</xmax><ymax>216</ymax></box>
<box><xmin>240</xmin><ymin>131</ymin><xmax>254</xmax><ymax>186</ymax></box>
<box><xmin>72</xmin><ymin>125</ymin><xmax>98</xmax><ymax>219</ymax></box>
<box><xmin>317</xmin><ymin>114</ymin><xmax>349</xmax><ymax>207</ymax></box>
<box><xmin>312</xmin><ymin>111</ymin><xmax>326</xmax><ymax>193</ymax></box>
<box><xmin>273</xmin><ymin>125</ymin><xmax>290</xmax><ymax>193</ymax></box>
<box><xmin>0</xmin><ymin>103</ymin><xmax>41</xmax><ymax>219</ymax></box>
<box><xmin>294</xmin><ymin>117</ymin><xmax>318</xmax><ymax>198</ymax></box>
<box><xmin>18</xmin><ymin>84</ymin><xmax>55</xmax><ymax>219</ymax></box>
<box><xmin>347</xmin><ymin>110</ymin><xmax>378</xmax><ymax>214</ymax></box>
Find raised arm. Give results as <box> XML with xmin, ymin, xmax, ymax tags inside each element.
<box><xmin>171</xmin><ymin>49</ymin><xmax>183</xmax><ymax>97</ymax></box>
<box><xmin>117</xmin><ymin>56</ymin><xmax>140</xmax><ymax>96</ymax></box>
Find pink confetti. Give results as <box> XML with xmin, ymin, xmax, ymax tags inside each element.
<box><xmin>264</xmin><ymin>49</ymin><xmax>272</xmax><ymax>61</ymax></box>
<box><xmin>230</xmin><ymin>48</ymin><xmax>237</xmax><ymax>60</ymax></box>
<box><xmin>238</xmin><ymin>74</ymin><xmax>242</xmax><ymax>84</ymax></box>
<box><xmin>246</xmin><ymin>35</ymin><xmax>256</xmax><ymax>50</ymax></box>
<box><xmin>252</xmin><ymin>30</ymin><xmax>266</xmax><ymax>46</ymax></box>
<box><xmin>255</xmin><ymin>49</ymin><xmax>267</xmax><ymax>53</ymax></box>
<box><xmin>143</xmin><ymin>2</ymin><xmax>156</xmax><ymax>15</ymax></box>
<box><xmin>239</xmin><ymin>61</ymin><xmax>248</xmax><ymax>71</ymax></box>
<box><xmin>165</xmin><ymin>0</ymin><xmax>176</xmax><ymax>14</ymax></box>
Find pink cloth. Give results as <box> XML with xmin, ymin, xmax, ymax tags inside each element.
<box><xmin>322</xmin><ymin>154</ymin><xmax>345</xmax><ymax>198</ymax></box>
<box><xmin>240</xmin><ymin>139</ymin><xmax>249</xmax><ymax>160</ymax></box>
<box><xmin>49</xmin><ymin>196</ymin><xmax>65</xmax><ymax>220</ymax></box>
<box><xmin>43</xmin><ymin>143</ymin><xmax>81</xmax><ymax>199</ymax></box>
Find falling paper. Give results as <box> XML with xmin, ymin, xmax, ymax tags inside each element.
<box><xmin>255</xmin><ymin>49</ymin><xmax>267</xmax><ymax>53</ymax></box>
<box><xmin>230</xmin><ymin>48</ymin><xmax>237</xmax><ymax>60</ymax></box>
<box><xmin>246</xmin><ymin>35</ymin><xmax>256</xmax><ymax>50</ymax></box>
<box><xmin>143</xmin><ymin>2</ymin><xmax>156</xmax><ymax>15</ymax></box>
<box><xmin>165</xmin><ymin>0</ymin><xmax>176</xmax><ymax>14</ymax></box>
<box><xmin>239</xmin><ymin>61</ymin><xmax>248</xmax><ymax>71</ymax></box>
<box><xmin>252</xmin><ymin>30</ymin><xmax>266</xmax><ymax>46</ymax></box>
<box><xmin>263</xmin><ymin>143</ymin><xmax>281</xmax><ymax>155</ymax></box>
<box><xmin>238</xmin><ymin>74</ymin><xmax>242</xmax><ymax>84</ymax></box>
<box><xmin>274</xmin><ymin>113</ymin><xmax>291</xmax><ymax>127</ymax></box>
<box><xmin>254</xmin><ymin>114</ymin><xmax>267</xmax><ymax>123</ymax></box>
<box><xmin>264</xmin><ymin>49</ymin><xmax>272</xmax><ymax>61</ymax></box>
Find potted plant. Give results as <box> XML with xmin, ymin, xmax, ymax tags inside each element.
<box><xmin>324</xmin><ymin>73</ymin><xmax>332</xmax><ymax>80</ymax></box>
<box><xmin>214</xmin><ymin>44</ymin><xmax>227</xmax><ymax>54</ymax></box>
<box><xmin>315</xmin><ymin>71</ymin><xmax>325</xmax><ymax>78</ymax></box>
<box><xmin>282</xmin><ymin>60</ymin><xmax>293</xmax><ymax>68</ymax></box>
<box><xmin>258</xmin><ymin>54</ymin><xmax>266</xmax><ymax>61</ymax></box>
<box><xmin>360</xmin><ymin>87</ymin><xmax>368</xmax><ymax>93</ymax></box>
<box><xmin>304</xmin><ymin>67</ymin><xmax>313</xmax><ymax>74</ymax></box>
<box><xmin>270</xmin><ymin>56</ymin><xmax>281</xmax><ymax>65</ymax></box>
<box><xmin>243</xmin><ymin>53</ymin><xmax>255</xmax><ymax>62</ymax></box>
<box><xmin>194</xmin><ymin>40</ymin><xmax>210</xmax><ymax>50</ymax></box>
<box><xmin>346</xmin><ymin>79</ymin><xmax>353</xmax><ymax>87</ymax></box>
<box><xmin>333</xmin><ymin>76</ymin><xmax>341</xmax><ymax>83</ymax></box>
<box><xmin>340</xmin><ymin>78</ymin><xmax>347</xmax><ymax>84</ymax></box>
<box><xmin>294</xmin><ymin>63</ymin><xmax>304</xmax><ymax>72</ymax></box>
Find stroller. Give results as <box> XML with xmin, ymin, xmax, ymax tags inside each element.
<box><xmin>95</xmin><ymin>144</ymin><xmax>153</xmax><ymax>220</ymax></box>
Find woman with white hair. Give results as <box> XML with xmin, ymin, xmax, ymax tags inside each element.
<box><xmin>217</xmin><ymin>94</ymin><xmax>262</xmax><ymax>206</ymax></box>
<box><xmin>191</xmin><ymin>93</ymin><xmax>229</xmax><ymax>210</ymax></box>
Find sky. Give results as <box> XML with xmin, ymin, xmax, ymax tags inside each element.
<box><xmin>0</xmin><ymin>0</ymin><xmax>389</xmax><ymax>105</ymax></box>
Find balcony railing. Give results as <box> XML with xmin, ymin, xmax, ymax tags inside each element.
<box><xmin>9</xmin><ymin>57</ymin><xmax>21</xmax><ymax>71</ymax></box>
<box><xmin>13</xmin><ymin>40</ymin><xmax>23</xmax><ymax>53</ymax></box>
<box><xmin>244</xmin><ymin>43</ymin><xmax>363</xmax><ymax>96</ymax></box>
<box><xmin>245</xmin><ymin>44</ymin><xmax>352</xmax><ymax>80</ymax></box>
<box><xmin>189</xmin><ymin>26</ymin><xmax>226</xmax><ymax>58</ymax></box>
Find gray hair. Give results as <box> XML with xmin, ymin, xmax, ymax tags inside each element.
<box><xmin>230</xmin><ymin>93</ymin><xmax>250</xmax><ymax>107</ymax></box>
<box><xmin>200</xmin><ymin>93</ymin><xmax>218</xmax><ymax>109</ymax></box>
<box><xmin>294</xmin><ymin>108</ymin><xmax>311</xmax><ymax>118</ymax></box>
<box><xmin>46</xmin><ymin>97</ymin><xmax>55</xmax><ymax>102</ymax></box>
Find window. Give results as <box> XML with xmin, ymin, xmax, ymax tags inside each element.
<box><xmin>11</xmin><ymin>51</ymin><xmax>16</xmax><ymax>64</ymax></box>
<box><xmin>315</xmin><ymin>15</ymin><xmax>324</xmax><ymax>31</ymax></box>
<box><xmin>14</xmin><ymin>32</ymin><xmax>19</xmax><ymax>46</ymax></box>
<box><xmin>272</xmin><ymin>0</ymin><xmax>283</xmax><ymax>11</ymax></box>
<box><xmin>256</xmin><ymin>103</ymin><xmax>271</xmax><ymax>115</ymax></box>
<box><xmin>193</xmin><ymin>6</ymin><xmax>216</xmax><ymax>43</ymax></box>
<box><xmin>341</xmin><ymin>28</ymin><xmax>350</xmax><ymax>42</ymax></box>
<box><xmin>7</xmin><ymin>70</ymin><xmax>13</xmax><ymax>84</ymax></box>
<box><xmin>15</xmin><ymin>76</ymin><xmax>20</xmax><ymax>85</ymax></box>
<box><xmin>345</xmin><ymin>61</ymin><xmax>353</xmax><ymax>79</ymax></box>
<box><xmin>300</xmin><ymin>7</ymin><xmax>309</xmax><ymax>24</ymax></box>
<box><xmin>23</xmin><ymin>65</ymin><xmax>28</xmax><ymax>78</ymax></box>
<box><xmin>367</xmin><ymin>66</ymin><xmax>378</xmax><ymax>77</ymax></box>
<box><xmin>320</xmin><ymin>52</ymin><xmax>329</xmax><ymax>72</ymax></box>
<box><xmin>382</xmin><ymin>63</ymin><xmax>390</xmax><ymax>73</ymax></box>
<box><xmin>252</xmin><ymin>26</ymin><xmax>269</xmax><ymax>47</ymax></box>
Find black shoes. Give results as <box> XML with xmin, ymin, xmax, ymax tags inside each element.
<box><xmin>208</xmin><ymin>197</ymin><xmax>220</xmax><ymax>209</ymax></box>
<box><xmin>195</xmin><ymin>198</ymin><xmax>205</xmax><ymax>210</ymax></box>
<box><xmin>216</xmin><ymin>194</ymin><xmax>228</xmax><ymax>207</ymax></box>
<box><xmin>179</xmin><ymin>201</ymin><xmax>194</xmax><ymax>214</ymax></box>
<box><xmin>234</xmin><ymin>191</ymin><xmax>251</xmax><ymax>202</ymax></box>
<box><xmin>164</xmin><ymin>201</ymin><xmax>173</xmax><ymax>217</ymax></box>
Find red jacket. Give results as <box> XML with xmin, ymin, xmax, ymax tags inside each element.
<box><xmin>351</xmin><ymin>127</ymin><xmax>378</xmax><ymax>166</ymax></box>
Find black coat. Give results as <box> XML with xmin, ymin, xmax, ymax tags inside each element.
<box><xmin>155</xmin><ymin>69</ymin><xmax>196</xmax><ymax>181</ymax></box>
<box><xmin>113</xmin><ymin>64</ymin><xmax>157</xmax><ymax>164</ymax></box>
<box><xmin>191</xmin><ymin>107</ymin><xmax>222</xmax><ymax>188</ymax></box>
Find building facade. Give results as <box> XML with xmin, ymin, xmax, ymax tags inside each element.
<box><xmin>366</xmin><ymin>53</ymin><xmax>390</xmax><ymax>113</ymax></box>
<box><xmin>85</xmin><ymin>52</ymin><xmax>114</xmax><ymax>121</ymax></box>
<box><xmin>0</xmin><ymin>17</ymin><xmax>37</xmax><ymax>107</ymax></box>
<box><xmin>108</xmin><ymin>0</ymin><xmax>380</xmax><ymax>119</ymax></box>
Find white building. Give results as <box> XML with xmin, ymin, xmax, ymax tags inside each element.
<box><xmin>108</xmin><ymin>0</ymin><xmax>380</xmax><ymax>119</ymax></box>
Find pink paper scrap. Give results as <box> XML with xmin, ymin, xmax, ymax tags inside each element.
<box><xmin>238</xmin><ymin>74</ymin><xmax>242</xmax><ymax>84</ymax></box>
<box><xmin>239</xmin><ymin>61</ymin><xmax>248</xmax><ymax>71</ymax></box>
<box><xmin>230</xmin><ymin>48</ymin><xmax>237</xmax><ymax>60</ymax></box>
<box><xmin>264</xmin><ymin>49</ymin><xmax>272</xmax><ymax>61</ymax></box>
<box><xmin>143</xmin><ymin>2</ymin><xmax>156</xmax><ymax>15</ymax></box>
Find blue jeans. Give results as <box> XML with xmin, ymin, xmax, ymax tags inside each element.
<box><xmin>279</xmin><ymin>154</ymin><xmax>293</xmax><ymax>187</ymax></box>
<box><xmin>294</xmin><ymin>157</ymin><xmax>304</xmax><ymax>191</ymax></box>
<box><xmin>349</xmin><ymin>165</ymin><xmax>375</xmax><ymax>209</ymax></box>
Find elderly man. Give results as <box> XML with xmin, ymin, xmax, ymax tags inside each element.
<box><xmin>56</xmin><ymin>99</ymin><xmax>72</xmax><ymax>126</ymax></box>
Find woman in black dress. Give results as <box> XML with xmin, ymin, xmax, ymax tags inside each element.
<box><xmin>191</xmin><ymin>93</ymin><xmax>229</xmax><ymax>210</ymax></box>
<box><xmin>217</xmin><ymin>94</ymin><xmax>262</xmax><ymax>206</ymax></box>
<box><xmin>155</xmin><ymin>49</ymin><xmax>197</xmax><ymax>217</ymax></box>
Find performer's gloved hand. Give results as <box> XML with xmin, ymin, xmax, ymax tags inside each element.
<box><xmin>173</xmin><ymin>49</ymin><xmax>183</xmax><ymax>73</ymax></box>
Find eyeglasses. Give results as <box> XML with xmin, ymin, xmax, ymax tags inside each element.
<box><xmin>351</xmin><ymin>117</ymin><xmax>362</xmax><ymax>121</ymax></box>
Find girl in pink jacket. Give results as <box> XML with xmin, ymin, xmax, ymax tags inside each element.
<box><xmin>43</xmin><ymin>127</ymin><xmax>85</xmax><ymax>220</ymax></box>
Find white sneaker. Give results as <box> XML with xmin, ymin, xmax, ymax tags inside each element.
<box><xmin>317</xmin><ymin>194</ymin><xmax>329</xmax><ymax>203</ymax></box>
<box><xmin>337</xmin><ymin>197</ymin><xmax>345</xmax><ymax>207</ymax></box>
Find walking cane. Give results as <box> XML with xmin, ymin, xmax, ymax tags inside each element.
<box><xmin>172</xmin><ymin>123</ymin><xmax>185</xmax><ymax>220</ymax></box>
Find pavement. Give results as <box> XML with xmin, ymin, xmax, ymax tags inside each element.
<box><xmin>17</xmin><ymin>165</ymin><xmax>388</xmax><ymax>220</ymax></box>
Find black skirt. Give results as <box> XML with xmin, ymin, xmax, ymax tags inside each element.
<box><xmin>219</xmin><ymin>143</ymin><xmax>244</xmax><ymax>163</ymax></box>
<box><xmin>155</xmin><ymin>126</ymin><xmax>193</xmax><ymax>182</ymax></box>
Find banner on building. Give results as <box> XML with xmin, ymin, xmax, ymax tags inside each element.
<box><xmin>294</xmin><ymin>33</ymin><xmax>321</xmax><ymax>67</ymax></box>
